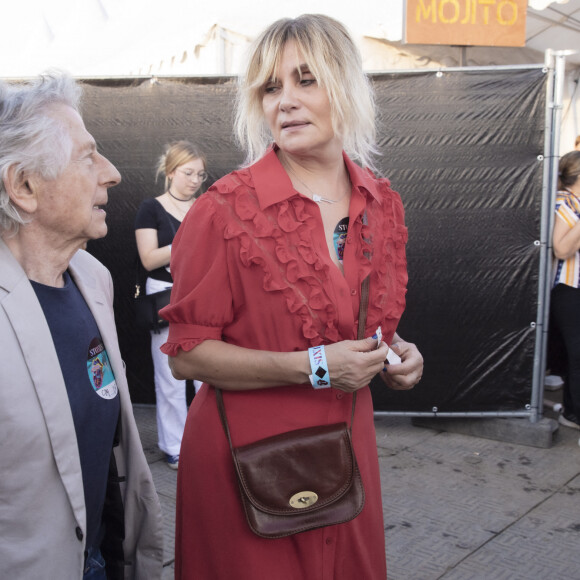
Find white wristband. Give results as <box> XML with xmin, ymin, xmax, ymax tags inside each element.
<box><xmin>308</xmin><ymin>345</ymin><xmax>331</xmax><ymax>389</ymax></box>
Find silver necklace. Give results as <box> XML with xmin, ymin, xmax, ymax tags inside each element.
<box><xmin>286</xmin><ymin>165</ymin><xmax>348</xmax><ymax>204</ymax></box>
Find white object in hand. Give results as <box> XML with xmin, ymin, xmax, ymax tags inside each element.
<box><xmin>386</xmin><ymin>348</ymin><xmax>401</xmax><ymax>365</ymax></box>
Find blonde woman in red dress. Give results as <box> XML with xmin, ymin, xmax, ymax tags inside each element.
<box><xmin>162</xmin><ymin>14</ymin><xmax>423</xmax><ymax>580</ymax></box>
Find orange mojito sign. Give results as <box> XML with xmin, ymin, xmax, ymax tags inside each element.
<box><xmin>405</xmin><ymin>0</ymin><xmax>527</xmax><ymax>47</ymax></box>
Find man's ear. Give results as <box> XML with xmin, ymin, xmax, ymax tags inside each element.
<box><xmin>3</xmin><ymin>165</ymin><xmax>38</xmax><ymax>215</ymax></box>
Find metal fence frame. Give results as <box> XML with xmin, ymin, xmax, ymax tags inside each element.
<box><xmin>374</xmin><ymin>51</ymin><xmax>568</xmax><ymax>422</ymax></box>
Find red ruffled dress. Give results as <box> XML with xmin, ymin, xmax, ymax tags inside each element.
<box><xmin>161</xmin><ymin>148</ymin><xmax>408</xmax><ymax>580</ymax></box>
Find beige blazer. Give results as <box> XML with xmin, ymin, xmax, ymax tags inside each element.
<box><xmin>0</xmin><ymin>239</ymin><xmax>164</xmax><ymax>579</ymax></box>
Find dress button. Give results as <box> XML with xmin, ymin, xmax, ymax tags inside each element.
<box><xmin>75</xmin><ymin>526</ymin><xmax>83</xmax><ymax>541</ymax></box>
<box><xmin>336</xmin><ymin>392</ymin><xmax>344</xmax><ymax>399</ymax></box>
<box><xmin>325</xmin><ymin>537</ymin><xmax>333</xmax><ymax>545</ymax></box>
<box><xmin>350</xmin><ymin>289</ymin><xmax>357</xmax><ymax>296</ymax></box>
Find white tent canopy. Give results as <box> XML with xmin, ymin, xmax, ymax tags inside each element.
<box><xmin>2</xmin><ymin>0</ymin><xmax>579</xmax><ymax>74</ymax></box>
<box><xmin>527</xmin><ymin>0</ymin><xmax>580</xmax><ymax>64</ymax></box>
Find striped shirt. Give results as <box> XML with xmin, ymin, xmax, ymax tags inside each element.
<box><xmin>553</xmin><ymin>189</ymin><xmax>580</xmax><ymax>288</ymax></box>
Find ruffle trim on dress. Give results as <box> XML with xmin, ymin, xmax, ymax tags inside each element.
<box><xmin>355</xmin><ymin>185</ymin><xmax>408</xmax><ymax>337</ymax></box>
<box><xmin>218</xmin><ymin>172</ymin><xmax>342</xmax><ymax>345</ymax></box>
<box><xmin>160</xmin><ymin>322</ymin><xmax>223</xmax><ymax>356</ymax></box>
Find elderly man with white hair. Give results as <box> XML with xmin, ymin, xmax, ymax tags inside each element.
<box><xmin>0</xmin><ymin>73</ymin><xmax>163</xmax><ymax>579</ymax></box>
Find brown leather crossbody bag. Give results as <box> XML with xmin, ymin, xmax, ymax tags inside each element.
<box><xmin>215</xmin><ymin>277</ymin><xmax>370</xmax><ymax>538</ymax></box>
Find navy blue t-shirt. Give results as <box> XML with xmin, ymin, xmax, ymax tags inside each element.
<box><xmin>31</xmin><ymin>271</ymin><xmax>120</xmax><ymax>550</ymax></box>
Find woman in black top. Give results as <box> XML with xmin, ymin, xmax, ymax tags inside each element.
<box><xmin>135</xmin><ymin>140</ymin><xmax>207</xmax><ymax>469</ymax></box>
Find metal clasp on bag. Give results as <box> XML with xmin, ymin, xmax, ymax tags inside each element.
<box><xmin>289</xmin><ymin>491</ymin><xmax>319</xmax><ymax>509</ymax></box>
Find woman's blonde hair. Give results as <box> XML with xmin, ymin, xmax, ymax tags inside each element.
<box><xmin>156</xmin><ymin>140</ymin><xmax>207</xmax><ymax>193</ymax></box>
<box><xmin>558</xmin><ymin>150</ymin><xmax>580</xmax><ymax>191</ymax></box>
<box><xmin>235</xmin><ymin>14</ymin><xmax>377</xmax><ymax>169</ymax></box>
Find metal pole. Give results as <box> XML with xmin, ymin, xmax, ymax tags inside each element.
<box><xmin>374</xmin><ymin>410</ymin><xmax>533</xmax><ymax>418</ymax></box>
<box><xmin>531</xmin><ymin>50</ymin><xmax>567</xmax><ymax>423</ymax></box>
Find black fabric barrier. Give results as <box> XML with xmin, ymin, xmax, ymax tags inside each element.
<box><xmin>79</xmin><ymin>68</ymin><xmax>547</xmax><ymax>411</ymax></box>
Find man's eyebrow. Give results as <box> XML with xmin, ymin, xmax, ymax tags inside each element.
<box><xmin>80</xmin><ymin>140</ymin><xmax>97</xmax><ymax>154</ymax></box>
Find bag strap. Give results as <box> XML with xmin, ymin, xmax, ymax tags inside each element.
<box><xmin>215</xmin><ymin>387</ymin><xmax>235</xmax><ymax>451</ymax></box>
<box><xmin>350</xmin><ymin>273</ymin><xmax>370</xmax><ymax>427</ymax></box>
<box><xmin>357</xmin><ymin>275</ymin><xmax>370</xmax><ymax>342</ymax></box>
<box><xmin>216</xmin><ymin>274</ymin><xmax>370</xmax><ymax>443</ymax></box>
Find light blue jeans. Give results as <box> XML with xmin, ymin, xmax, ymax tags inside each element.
<box><xmin>83</xmin><ymin>546</ymin><xmax>106</xmax><ymax>580</ymax></box>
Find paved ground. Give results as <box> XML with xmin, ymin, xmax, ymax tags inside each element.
<box><xmin>133</xmin><ymin>394</ymin><xmax>580</xmax><ymax>580</ymax></box>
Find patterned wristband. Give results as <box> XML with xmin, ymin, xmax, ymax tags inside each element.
<box><xmin>308</xmin><ymin>345</ymin><xmax>331</xmax><ymax>389</ymax></box>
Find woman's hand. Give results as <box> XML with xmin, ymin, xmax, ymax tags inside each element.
<box><xmin>325</xmin><ymin>337</ymin><xmax>389</xmax><ymax>393</ymax></box>
<box><xmin>168</xmin><ymin>336</ymin><xmax>419</xmax><ymax>394</ymax></box>
<box><xmin>380</xmin><ymin>339</ymin><xmax>423</xmax><ymax>390</ymax></box>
